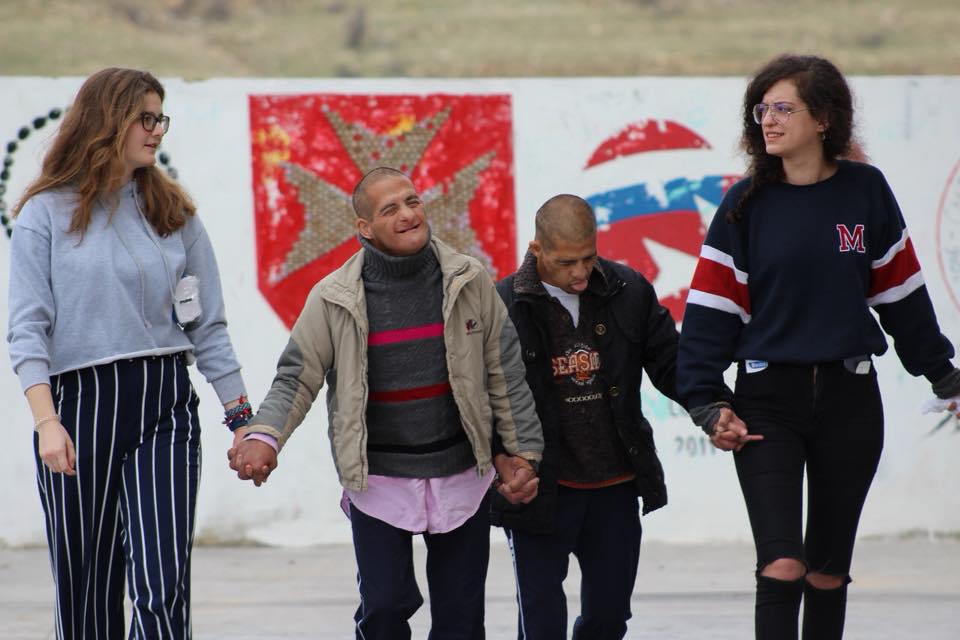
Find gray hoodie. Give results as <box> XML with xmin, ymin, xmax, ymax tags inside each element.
<box><xmin>7</xmin><ymin>182</ymin><xmax>244</xmax><ymax>402</ymax></box>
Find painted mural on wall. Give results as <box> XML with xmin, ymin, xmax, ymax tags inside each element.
<box><xmin>935</xmin><ymin>158</ymin><xmax>960</xmax><ymax>436</ymax></box>
<box><xmin>249</xmin><ymin>93</ymin><xmax>516</xmax><ymax>328</ymax></box>
<box><xmin>581</xmin><ymin>119</ymin><xmax>739</xmax><ymax>323</ymax></box>
<box><xmin>0</xmin><ymin>109</ymin><xmax>65</xmax><ymax>239</ymax></box>
<box><xmin>937</xmin><ymin>158</ymin><xmax>960</xmax><ymax>315</ymax></box>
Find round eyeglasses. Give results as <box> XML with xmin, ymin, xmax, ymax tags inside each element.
<box><xmin>752</xmin><ymin>103</ymin><xmax>809</xmax><ymax>125</ymax></box>
<box><xmin>140</xmin><ymin>112</ymin><xmax>170</xmax><ymax>133</ymax></box>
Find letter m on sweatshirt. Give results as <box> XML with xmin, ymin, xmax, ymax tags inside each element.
<box><xmin>837</xmin><ymin>223</ymin><xmax>866</xmax><ymax>253</ymax></box>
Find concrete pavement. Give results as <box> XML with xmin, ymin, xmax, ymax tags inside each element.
<box><xmin>2</xmin><ymin>537</ymin><xmax>958</xmax><ymax>638</ymax></box>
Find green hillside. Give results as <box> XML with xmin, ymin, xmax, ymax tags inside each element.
<box><xmin>1</xmin><ymin>0</ymin><xmax>957</xmax><ymax>78</ymax></box>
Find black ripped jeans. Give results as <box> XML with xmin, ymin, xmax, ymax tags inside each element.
<box><xmin>732</xmin><ymin>359</ymin><xmax>884</xmax><ymax>640</ymax></box>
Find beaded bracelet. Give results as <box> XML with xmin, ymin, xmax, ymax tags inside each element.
<box><xmin>223</xmin><ymin>396</ymin><xmax>253</xmax><ymax>432</ymax></box>
<box><xmin>34</xmin><ymin>414</ymin><xmax>60</xmax><ymax>431</ymax></box>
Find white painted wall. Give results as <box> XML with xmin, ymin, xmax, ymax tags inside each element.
<box><xmin>1</xmin><ymin>76</ymin><xmax>958</xmax><ymax>548</ymax></box>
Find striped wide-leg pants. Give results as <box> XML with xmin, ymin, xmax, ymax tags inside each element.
<box><xmin>35</xmin><ymin>353</ymin><xmax>202</xmax><ymax>640</ymax></box>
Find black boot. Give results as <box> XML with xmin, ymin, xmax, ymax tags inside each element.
<box><xmin>801</xmin><ymin>579</ymin><xmax>849</xmax><ymax>640</ymax></box>
<box><xmin>755</xmin><ymin>574</ymin><xmax>804</xmax><ymax>640</ymax></box>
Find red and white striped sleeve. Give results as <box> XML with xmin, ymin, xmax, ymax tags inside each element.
<box><xmin>686</xmin><ymin>244</ymin><xmax>752</xmax><ymax>323</ymax></box>
<box><xmin>678</xmin><ymin>196</ymin><xmax>750</xmax><ymax>407</ymax></box>
<box><xmin>866</xmin><ymin>228</ymin><xmax>924</xmax><ymax>307</ymax></box>
<box><xmin>869</xmin><ymin>172</ymin><xmax>954</xmax><ymax>381</ymax></box>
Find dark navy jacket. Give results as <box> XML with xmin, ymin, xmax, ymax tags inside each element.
<box><xmin>491</xmin><ymin>253</ymin><xmax>683</xmax><ymax>534</ymax></box>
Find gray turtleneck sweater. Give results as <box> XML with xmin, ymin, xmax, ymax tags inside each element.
<box><xmin>359</xmin><ymin>235</ymin><xmax>475</xmax><ymax>478</ymax></box>
<box><xmin>7</xmin><ymin>183</ymin><xmax>244</xmax><ymax>403</ymax></box>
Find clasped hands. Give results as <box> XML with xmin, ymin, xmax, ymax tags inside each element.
<box><xmin>709</xmin><ymin>407</ymin><xmax>763</xmax><ymax>452</ymax></box>
<box><xmin>493</xmin><ymin>453</ymin><xmax>539</xmax><ymax>504</ymax></box>
<box><xmin>227</xmin><ymin>427</ymin><xmax>277</xmax><ymax>487</ymax></box>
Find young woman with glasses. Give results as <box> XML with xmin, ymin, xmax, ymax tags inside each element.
<box><xmin>7</xmin><ymin>68</ymin><xmax>249</xmax><ymax>639</ymax></box>
<box><xmin>677</xmin><ymin>54</ymin><xmax>960</xmax><ymax>639</ymax></box>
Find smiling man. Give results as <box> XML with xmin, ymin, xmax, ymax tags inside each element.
<box><xmin>230</xmin><ymin>167</ymin><xmax>543</xmax><ymax>639</ymax></box>
<box><xmin>493</xmin><ymin>194</ymin><xmax>686</xmax><ymax>639</ymax></box>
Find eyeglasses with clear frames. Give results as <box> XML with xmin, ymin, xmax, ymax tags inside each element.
<box><xmin>752</xmin><ymin>103</ymin><xmax>809</xmax><ymax>125</ymax></box>
<box><xmin>140</xmin><ymin>112</ymin><xmax>171</xmax><ymax>133</ymax></box>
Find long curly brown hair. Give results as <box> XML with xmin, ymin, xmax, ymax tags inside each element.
<box><xmin>13</xmin><ymin>67</ymin><xmax>195</xmax><ymax>236</ymax></box>
<box><xmin>727</xmin><ymin>54</ymin><xmax>856</xmax><ymax>223</ymax></box>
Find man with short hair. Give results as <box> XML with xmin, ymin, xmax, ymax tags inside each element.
<box><xmin>493</xmin><ymin>194</ymin><xmax>684</xmax><ymax>639</ymax></box>
<box><xmin>230</xmin><ymin>167</ymin><xmax>543</xmax><ymax>639</ymax></box>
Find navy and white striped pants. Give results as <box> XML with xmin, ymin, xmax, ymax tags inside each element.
<box><xmin>35</xmin><ymin>353</ymin><xmax>202</xmax><ymax>640</ymax></box>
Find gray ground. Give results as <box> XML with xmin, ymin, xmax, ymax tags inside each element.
<box><xmin>2</xmin><ymin>538</ymin><xmax>957</xmax><ymax>639</ymax></box>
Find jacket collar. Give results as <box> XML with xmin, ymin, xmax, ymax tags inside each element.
<box><xmin>513</xmin><ymin>250</ymin><xmax>614</xmax><ymax>298</ymax></box>
<box><xmin>319</xmin><ymin>234</ymin><xmax>482</xmax><ymax>311</ymax></box>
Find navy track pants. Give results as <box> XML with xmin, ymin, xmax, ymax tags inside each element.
<box><xmin>506</xmin><ymin>481</ymin><xmax>642</xmax><ymax>640</ymax></box>
<box><xmin>349</xmin><ymin>493</ymin><xmax>490</xmax><ymax>640</ymax></box>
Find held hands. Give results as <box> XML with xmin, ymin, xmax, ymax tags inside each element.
<box><xmin>37</xmin><ymin>420</ymin><xmax>76</xmax><ymax>476</ymax></box>
<box><xmin>227</xmin><ymin>430</ymin><xmax>278</xmax><ymax>487</ymax></box>
<box><xmin>689</xmin><ymin>402</ymin><xmax>762</xmax><ymax>452</ymax></box>
<box><xmin>709</xmin><ymin>407</ymin><xmax>763</xmax><ymax>452</ymax></box>
<box><xmin>493</xmin><ymin>454</ymin><xmax>539</xmax><ymax>504</ymax></box>
<box><xmin>231</xmin><ymin>426</ymin><xmax>249</xmax><ymax>451</ymax></box>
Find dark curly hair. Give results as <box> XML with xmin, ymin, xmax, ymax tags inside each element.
<box><xmin>727</xmin><ymin>54</ymin><xmax>855</xmax><ymax>222</ymax></box>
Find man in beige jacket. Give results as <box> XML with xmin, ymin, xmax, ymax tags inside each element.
<box><xmin>230</xmin><ymin>167</ymin><xmax>543</xmax><ymax>638</ymax></box>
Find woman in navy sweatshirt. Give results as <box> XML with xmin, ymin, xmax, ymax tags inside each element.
<box><xmin>677</xmin><ymin>54</ymin><xmax>960</xmax><ymax>640</ymax></box>
<box><xmin>7</xmin><ymin>68</ymin><xmax>248</xmax><ymax>639</ymax></box>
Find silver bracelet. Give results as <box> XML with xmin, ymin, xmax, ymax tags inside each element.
<box><xmin>33</xmin><ymin>414</ymin><xmax>60</xmax><ymax>431</ymax></box>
